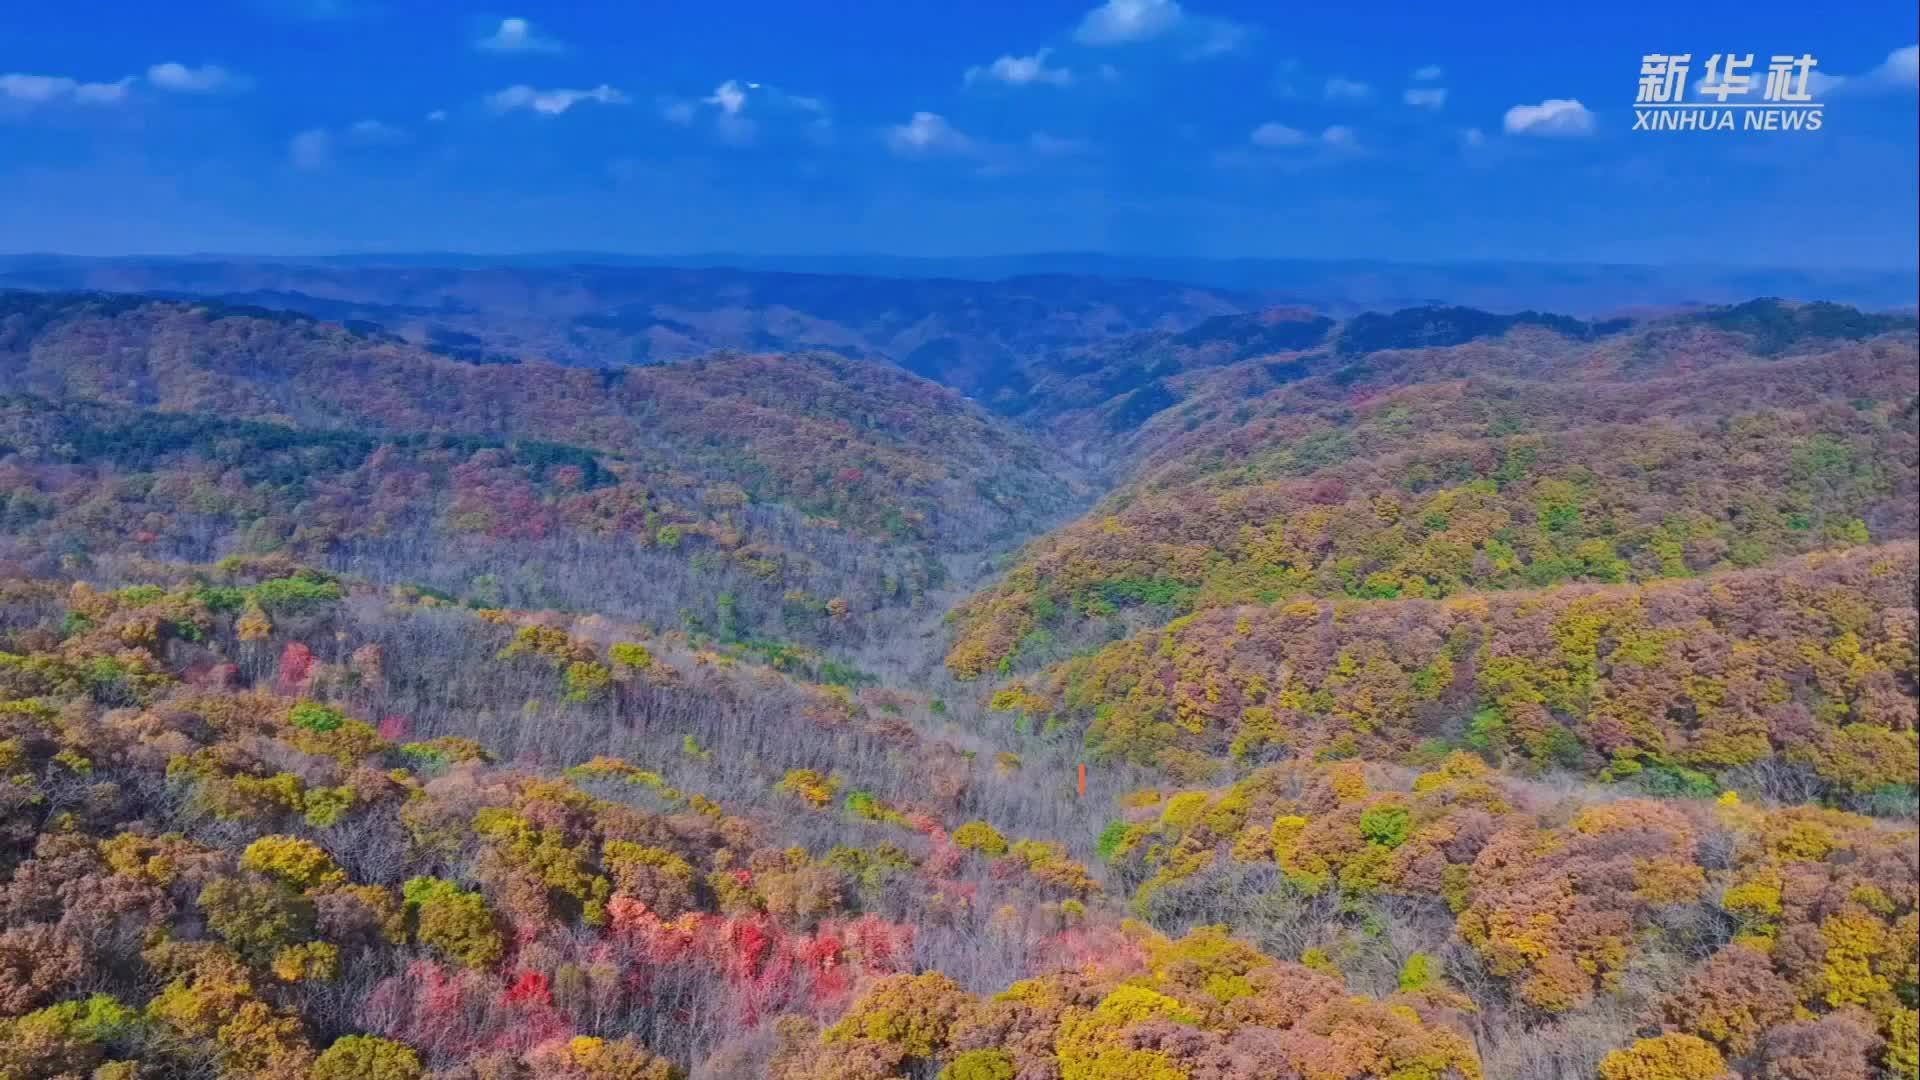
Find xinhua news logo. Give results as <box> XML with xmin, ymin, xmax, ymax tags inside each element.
<box><xmin>1635</xmin><ymin>53</ymin><xmax>1824</xmax><ymax>132</ymax></box>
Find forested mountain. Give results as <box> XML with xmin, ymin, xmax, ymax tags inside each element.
<box><xmin>0</xmin><ymin>292</ymin><xmax>1090</xmax><ymax>649</ymax></box>
<box><xmin>0</xmin><ymin>263</ymin><xmax>1257</xmax><ymax>399</ymax></box>
<box><xmin>0</xmin><ymin>281</ymin><xmax>1913</xmax><ymax>1080</ymax></box>
<box><xmin>946</xmin><ymin>302</ymin><xmax>1919</xmax><ymax>675</ymax></box>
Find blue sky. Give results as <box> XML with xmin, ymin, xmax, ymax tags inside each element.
<box><xmin>3</xmin><ymin>0</ymin><xmax>1915</xmax><ymax>266</ymax></box>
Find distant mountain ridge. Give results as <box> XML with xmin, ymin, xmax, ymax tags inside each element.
<box><xmin>998</xmin><ymin>298</ymin><xmax>1915</xmax><ymax>444</ymax></box>
<box><xmin>5</xmin><ymin>251</ymin><xmax>1913</xmax><ymax>313</ymax></box>
<box><xmin>0</xmin><ymin>259</ymin><xmax>1258</xmax><ymax>399</ymax></box>
<box><xmin>4</xmin><ymin>257</ymin><xmax>1914</xmax><ymax>426</ymax></box>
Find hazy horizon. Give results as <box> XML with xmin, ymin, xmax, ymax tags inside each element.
<box><xmin>5</xmin><ymin>249</ymin><xmax>1918</xmax><ymax>273</ymax></box>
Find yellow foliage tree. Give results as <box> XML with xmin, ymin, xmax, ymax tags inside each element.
<box><xmin>241</xmin><ymin>834</ymin><xmax>347</xmax><ymax>892</ymax></box>
<box><xmin>312</xmin><ymin>1035</ymin><xmax>423</xmax><ymax>1080</ymax></box>
<box><xmin>1597</xmin><ymin>1033</ymin><xmax>1730</xmax><ymax>1080</ymax></box>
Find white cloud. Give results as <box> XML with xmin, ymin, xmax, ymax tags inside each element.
<box><xmin>346</xmin><ymin>118</ymin><xmax>407</xmax><ymax>142</ymax></box>
<box><xmin>1503</xmin><ymin>98</ymin><xmax>1594</xmax><ymax>136</ymax></box>
<box><xmin>289</xmin><ymin>128</ymin><xmax>331</xmax><ymax>169</ymax></box>
<box><xmin>1184</xmin><ymin>19</ymin><xmax>1250</xmax><ymax>60</ymax></box>
<box><xmin>786</xmin><ymin>92</ymin><xmax>828</xmax><ymax>116</ymax></box>
<box><xmin>72</xmin><ymin>78</ymin><xmax>134</xmax><ymax>104</ymax></box>
<box><xmin>660</xmin><ymin>81</ymin><xmax>829</xmax><ymax>146</ymax></box>
<box><xmin>1403</xmin><ymin>86</ymin><xmax>1447</xmax><ymax>109</ymax></box>
<box><xmin>426</xmin><ymin>109</ymin><xmax>447</xmax><ymax>121</ymax></box>
<box><xmin>1074</xmin><ymin>0</ymin><xmax>1183</xmax><ymax>45</ymax></box>
<box><xmin>3</xmin><ymin>62</ymin><xmax>244</xmax><ymax>108</ymax></box>
<box><xmin>704</xmin><ymin>79</ymin><xmax>749</xmax><ymax>115</ymax></box>
<box><xmin>966</xmin><ymin>48</ymin><xmax>1072</xmax><ymax>87</ymax></box>
<box><xmin>1073</xmin><ymin>0</ymin><xmax>1246</xmax><ymax>61</ymax></box>
<box><xmin>3</xmin><ymin>60</ymin><xmax>251</xmax><ymax>108</ymax></box>
<box><xmin>1412</xmin><ymin>65</ymin><xmax>1444</xmax><ymax>81</ymax></box>
<box><xmin>886</xmin><ymin>111</ymin><xmax>979</xmax><ymax>157</ymax></box>
<box><xmin>290</xmin><ymin>119</ymin><xmax>407</xmax><ymax>169</ymax></box>
<box><xmin>1462</xmin><ymin>127</ymin><xmax>1486</xmax><ymax>147</ymax></box>
<box><xmin>1875</xmin><ymin>44</ymin><xmax>1920</xmax><ymax>85</ymax></box>
<box><xmin>488</xmin><ymin>83</ymin><xmax>629</xmax><ymax>115</ymax></box>
<box><xmin>477</xmin><ymin>16</ymin><xmax>564</xmax><ymax>54</ymax></box>
<box><xmin>0</xmin><ymin>74</ymin><xmax>85</xmax><ymax>104</ymax></box>
<box><xmin>1809</xmin><ymin>44</ymin><xmax>1918</xmax><ymax>96</ymax></box>
<box><xmin>146</xmin><ymin>62</ymin><xmax>239</xmax><ymax>92</ymax></box>
<box><xmin>1249</xmin><ymin>121</ymin><xmax>1307</xmax><ymax>147</ymax></box>
<box><xmin>0</xmin><ymin>73</ymin><xmax>135</xmax><ymax>106</ymax></box>
<box><xmin>1029</xmin><ymin>131</ymin><xmax>1092</xmax><ymax>156</ymax></box>
<box><xmin>1223</xmin><ymin>124</ymin><xmax>1361</xmax><ymax>168</ymax></box>
<box><xmin>702</xmin><ymin>80</ymin><xmax>754</xmax><ymax>144</ymax></box>
<box><xmin>1324</xmin><ymin>76</ymin><xmax>1372</xmax><ymax>100</ymax></box>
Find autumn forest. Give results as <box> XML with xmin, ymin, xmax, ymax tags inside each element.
<box><xmin>0</xmin><ymin>274</ymin><xmax>1913</xmax><ymax>1080</ymax></box>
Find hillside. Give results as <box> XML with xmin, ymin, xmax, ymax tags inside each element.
<box><xmin>0</xmin><ymin>552</ymin><xmax>1911</xmax><ymax>1080</ymax></box>
<box><xmin>1044</xmin><ymin>543</ymin><xmax>1918</xmax><ymax>788</ymax></box>
<box><xmin>0</xmin><ymin>292</ymin><xmax>1090</xmax><ymax>648</ymax></box>
<box><xmin>0</xmin><ymin>283</ymin><xmax>1914</xmax><ymax>1080</ymax></box>
<box><xmin>945</xmin><ymin>302</ymin><xmax>1920</xmax><ymax>677</ymax></box>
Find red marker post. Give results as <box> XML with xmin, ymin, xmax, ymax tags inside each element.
<box><xmin>1077</xmin><ymin>762</ymin><xmax>1086</xmax><ymax>798</ymax></box>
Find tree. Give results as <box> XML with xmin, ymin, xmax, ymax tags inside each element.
<box><xmin>241</xmin><ymin>834</ymin><xmax>347</xmax><ymax>891</ymax></box>
<box><xmin>404</xmin><ymin>878</ymin><xmax>504</xmax><ymax>969</ymax></box>
<box><xmin>270</xmin><ymin>941</ymin><xmax>340</xmax><ymax>983</ymax></box>
<box><xmin>288</xmin><ymin>700</ymin><xmax>345</xmax><ymax>734</ymax></box>
<box><xmin>1598</xmin><ymin>1033</ymin><xmax>1733</xmax><ymax>1080</ymax></box>
<box><xmin>199</xmin><ymin>877</ymin><xmax>316</xmax><ymax>960</ymax></box>
<box><xmin>312</xmin><ymin>1034</ymin><xmax>424</xmax><ymax>1080</ymax></box>
<box><xmin>0</xmin><ymin>994</ymin><xmax>138</xmax><ymax>1079</ymax></box>
<box><xmin>952</xmin><ymin>821</ymin><xmax>1010</xmax><ymax>858</ymax></box>
<box><xmin>524</xmin><ymin>1035</ymin><xmax>681</xmax><ymax>1079</ymax></box>
<box><xmin>775</xmin><ymin>769</ymin><xmax>841</xmax><ymax>808</ymax></box>
<box><xmin>214</xmin><ymin>999</ymin><xmax>316</xmax><ymax>1079</ymax></box>
<box><xmin>563</xmin><ymin>661</ymin><xmax>613</xmax><ymax>703</ymax></box>
<box><xmin>941</xmin><ymin>1049</ymin><xmax>1016</xmax><ymax>1080</ymax></box>
<box><xmin>824</xmin><ymin>972</ymin><xmax>976</xmax><ymax>1060</ymax></box>
<box><xmin>1662</xmin><ymin>945</ymin><xmax>1798</xmax><ymax>1055</ymax></box>
<box><xmin>1751</xmin><ymin>1010</ymin><xmax>1882</xmax><ymax>1080</ymax></box>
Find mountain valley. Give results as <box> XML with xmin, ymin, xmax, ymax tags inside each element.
<box><xmin>0</xmin><ymin>271</ymin><xmax>1914</xmax><ymax>1080</ymax></box>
